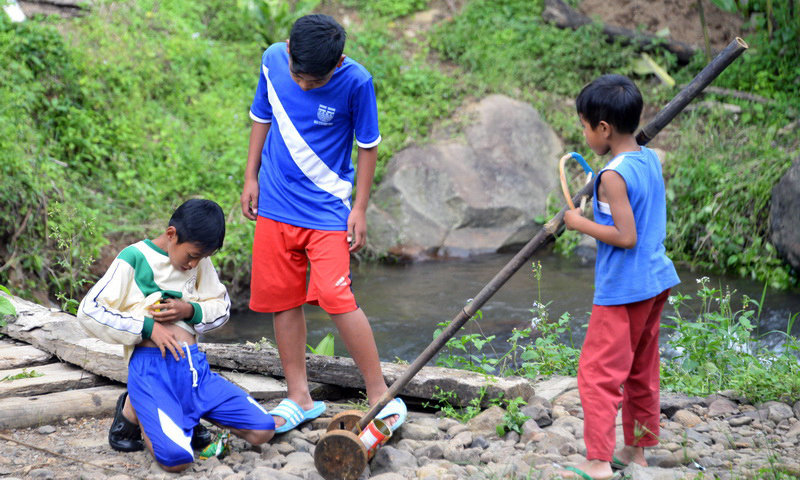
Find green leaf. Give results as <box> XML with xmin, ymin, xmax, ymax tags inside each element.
<box><xmin>0</xmin><ymin>297</ymin><xmax>15</xmax><ymax>317</ymax></box>
<box><xmin>308</xmin><ymin>333</ymin><xmax>335</xmax><ymax>356</ymax></box>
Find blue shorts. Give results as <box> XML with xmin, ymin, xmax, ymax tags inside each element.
<box><xmin>127</xmin><ymin>344</ymin><xmax>274</xmax><ymax>467</ymax></box>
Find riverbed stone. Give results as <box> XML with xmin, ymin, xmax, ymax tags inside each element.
<box><xmin>371</xmin><ymin>446</ymin><xmax>418</xmax><ymax>475</ymax></box>
<box><xmin>770</xmin><ymin>158</ymin><xmax>800</xmax><ymax>271</ymax></box>
<box><xmin>521</xmin><ymin>396</ymin><xmax>553</xmax><ymax>427</ymax></box>
<box><xmin>366</xmin><ymin>94</ymin><xmax>562</xmax><ymax>259</ymax></box>
<box><xmin>466</xmin><ymin>405</ymin><xmax>505</xmax><ymax>438</ymax></box>
<box><xmin>398</xmin><ymin>422</ymin><xmax>440</xmax><ymax>441</ymax></box>
<box><xmin>532</xmin><ymin>376</ymin><xmax>577</xmax><ymax>403</ymax></box>
<box><xmin>672</xmin><ymin>409</ymin><xmax>703</xmax><ymax>427</ymax></box>
<box><xmin>415</xmin><ymin>442</ymin><xmax>444</xmax><ymax>459</ymax></box>
<box><xmin>708</xmin><ymin>398</ymin><xmax>739</xmax><ymax>417</ymax></box>
<box><xmin>763</xmin><ymin>401</ymin><xmax>795</xmax><ymax>423</ymax></box>
<box><xmin>660</xmin><ymin>392</ymin><xmax>704</xmax><ymax>417</ymax></box>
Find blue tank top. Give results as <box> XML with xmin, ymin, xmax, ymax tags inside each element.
<box><xmin>592</xmin><ymin>147</ymin><xmax>680</xmax><ymax>305</ymax></box>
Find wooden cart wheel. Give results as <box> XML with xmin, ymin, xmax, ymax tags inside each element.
<box><xmin>314</xmin><ymin>429</ymin><xmax>368</xmax><ymax>480</ymax></box>
<box><xmin>558</xmin><ymin>152</ymin><xmax>594</xmax><ymax>211</ymax></box>
<box><xmin>326</xmin><ymin>410</ymin><xmax>367</xmax><ymax>433</ymax></box>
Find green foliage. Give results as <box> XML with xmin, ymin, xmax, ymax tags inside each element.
<box><xmin>0</xmin><ymin>285</ymin><xmax>14</xmax><ymax>333</ymax></box>
<box><xmin>47</xmin><ymin>202</ymin><xmax>103</xmax><ymax>314</ymax></box>
<box><xmin>434</xmin><ymin>262</ymin><xmax>581</xmax><ymax>379</ymax></box>
<box><xmin>495</xmin><ymin>396</ymin><xmax>530</xmax><ymax>437</ymax></box>
<box><xmin>661</xmin><ymin>277</ymin><xmax>800</xmax><ymax>403</ymax></box>
<box><xmin>0</xmin><ymin>369</ymin><xmax>44</xmax><ymax>382</ymax></box>
<box><xmin>423</xmin><ymin>386</ymin><xmax>487</xmax><ymax>423</ymax></box>
<box><xmin>244</xmin><ymin>0</ymin><xmax>320</xmax><ymax>47</ymax></box>
<box><xmin>307</xmin><ymin>333</ymin><xmax>335</xmax><ymax>356</ymax></box>
<box><xmin>341</xmin><ymin>0</ymin><xmax>428</xmax><ymax>19</ymax></box>
<box><xmin>662</xmin><ymin>110</ymin><xmax>795</xmax><ymax>289</ymax></box>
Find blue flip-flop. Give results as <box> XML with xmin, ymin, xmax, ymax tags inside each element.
<box><xmin>375</xmin><ymin>397</ymin><xmax>407</xmax><ymax>432</ymax></box>
<box><xmin>269</xmin><ymin>398</ymin><xmax>326</xmax><ymax>434</ymax></box>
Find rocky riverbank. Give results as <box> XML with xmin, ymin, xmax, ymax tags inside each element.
<box><xmin>2</xmin><ymin>377</ymin><xmax>799</xmax><ymax>480</ymax></box>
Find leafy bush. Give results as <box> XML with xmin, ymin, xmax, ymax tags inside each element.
<box><xmin>662</xmin><ymin>277</ymin><xmax>800</xmax><ymax>403</ymax></box>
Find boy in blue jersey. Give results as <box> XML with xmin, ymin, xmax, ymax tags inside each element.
<box><xmin>240</xmin><ymin>14</ymin><xmax>406</xmax><ymax>433</ymax></box>
<box><xmin>77</xmin><ymin>199</ymin><xmax>275</xmax><ymax>472</ymax></box>
<box><xmin>561</xmin><ymin>75</ymin><xmax>680</xmax><ymax>480</ymax></box>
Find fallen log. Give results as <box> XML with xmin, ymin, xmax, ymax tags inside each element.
<box><xmin>202</xmin><ymin>343</ymin><xmax>534</xmax><ymax>407</ymax></box>
<box><xmin>0</xmin><ymin>362</ymin><xmax>108</xmax><ymax>398</ymax></box>
<box><xmin>542</xmin><ymin>0</ymin><xmax>698</xmax><ymax>63</ymax></box>
<box><xmin>0</xmin><ymin>342</ymin><xmax>53</xmax><ymax>370</ymax></box>
<box><xmin>2</xmin><ymin>294</ymin><xmax>534</xmax><ymax>406</ymax></box>
<box><xmin>0</xmin><ymin>385</ymin><xmax>124</xmax><ymax>429</ymax></box>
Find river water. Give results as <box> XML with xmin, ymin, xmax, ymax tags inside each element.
<box><xmin>202</xmin><ymin>252</ymin><xmax>800</xmax><ymax>363</ymax></box>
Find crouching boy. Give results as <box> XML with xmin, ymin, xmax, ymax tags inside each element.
<box><xmin>77</xmin><ymin>199</ymin><xmax>275</xmax><ymax>472</ymax></box>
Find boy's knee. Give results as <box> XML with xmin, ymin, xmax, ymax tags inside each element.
<box><xmin>158</xmin><ymin>461</ymin><xmax>192</xmax><ymax>473</ymax></box>
<box><xmin>241</xmin><ymin>429</ymin><xmax>274</xmax><ymax>445</ymax></box>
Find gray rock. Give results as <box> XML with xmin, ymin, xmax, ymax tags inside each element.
<box><xmin>37</xmin><ymin>425</ymin><xmax>56</xmax><ymax>435</ymax></box>
<box><xmin>470</xmin><ymin>435</ymin><xmax>489</xmax><ymax>449</ymax></box>
<box><xmin>672</xmin><ymin>409</ymin><xmax>703</xmax><ymax>427</ymax></box>
<box><xmin>623</xmin><ymin>463</ymin><xmax>684</xmax><ymax>480</ymax></box>
<box><xmin>415</xmin><ymin>442</ymin><xmax>444</xmax><ymax>459</ymax></box>
<box><xmin>371</xmin><ymin>446</ymin><xmax>418</xmax><ymax>475</ymax></box>
<box><xmin>397</xmin><ymin>422</ymin><xmax>439</xmax><ymax>441</ymax></box>
<box><xmin>519</xmin><ymin>418</ymin><xmax>543</xmax><ymax>444</ymax></box>
<box><xmin>290</xmin><ymin>437</ymin><xmax>314</xmax><ymax>454</ymax></box>
<box><xmin>660</xmin><ymin>392</ymin><xmax>704</xmax><ymax>417</ymax></box>
<box><xmin>707</xmin><ymin>398</ymin><xmax>739</xmax><ymax>417</ymax></box>
<box><xmin>446</xmin><ymin>423</ymin><xmax>469</xmax><ymax>437</ymax></box>
<box><xmin>532</xmin><ymin>377</ymin><xmax>577</xmax><ymax>403</ymax></box>
<box><xmin>369</xmin><ymin>474</ymin><xmax>406</xmax><ymax>480</ymax></box>
<box><xmin>210</xmin><ymin>465</ymin><xmax>236</xmax><ymax>480</ymax></box>
<box><xmin>520</xmin><ymin>399</ymin><xmax>552</xmax><ymax>428</ymax></box>
<box><xmin>367</xmin><ymin>94</ymin><xmax>562</xmax><ymax>259</ymax></box>
<box><xmin>283</xmin><ymin>451</ymin><xmax>314</xmax><ymax>466</ymax></box>
<box><xmin>763</xmin><ymin>401</ymin><xmax>795</xmax><ymax>423</ymax></box>
<box><xmin>770</xmin><ymin>158</ymin><xmax>800</xmax><ymax>271</ymax></box>
<box><xmin>728</xmin><ymin>415</ymin><xmax>754</xmax><ymax>427</ymax></box>
<box><xmin>450</xmin><ymin>430</ymin><xmax>473</xmax><ymax>448</ymax></box>
<box><xmin>443</xmin><ymin>446</ymin><xmax>481</xmax><ymax>464</ymax></box>
<box><xmin>245</xmin><ymin>467</ymin><xmax>300</xmax><ymax>480</ymax></box>
<box><xmin>794</xmin><ymin>400</ymin><xmax>800</xmax><ymax>420</ymax></box>
<box><xmin>465</xmin><ymin>405</ymin><xmax>505</xmax><ymax>438</ymax></box>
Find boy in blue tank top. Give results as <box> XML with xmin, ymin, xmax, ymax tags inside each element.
<box><xmin>562</xmin><ymin>75</ymin><xmax>680</xmax><ymax>480</ymax></box>
<box><xmin>240</xmin><ymin>14</ymin><xmax>405</xmax><ymax>434</ymax></box>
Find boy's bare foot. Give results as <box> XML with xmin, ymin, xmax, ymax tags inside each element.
<box><xmin>559</xmin><ymin>460</ymin><xmax>615</xmax><ymax>480</ymax></box>
<box><xmin>613</xmin><ymin>445</ymin><xmax>647</xmax><ymax>467</ymax></box>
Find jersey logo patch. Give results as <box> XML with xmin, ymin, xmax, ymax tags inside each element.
<box><xmin>315</xmin><ymin>104</ymin><xmax>336</xmax><ymax>125</ymax></box>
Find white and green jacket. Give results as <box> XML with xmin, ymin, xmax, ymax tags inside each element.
<box><xmin>77</xmin><ymin>239</ymin><xmax>231</xmax><ymax>363</ymax></box>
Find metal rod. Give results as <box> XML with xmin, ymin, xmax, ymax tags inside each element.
<box><xmin>355</xmin><ymin>36</ymin><xmax>749</xmax><ymax>433</ymax></box>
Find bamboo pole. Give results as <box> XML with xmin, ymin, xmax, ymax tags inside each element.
<box><xmin>354</xmin><ymin>37</ymin><xmax>749</xmax><ymax>433</ymax></box>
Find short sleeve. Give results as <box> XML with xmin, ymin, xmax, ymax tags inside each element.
<box><xmin>351</xmin><ymin>77</ymin><xmax>381</xmax><ymax>148</ymax></box>
<box><xmin>249</xmin><ymin>51</ymin><xmax>273</xmax><ymax>124</ymax></box>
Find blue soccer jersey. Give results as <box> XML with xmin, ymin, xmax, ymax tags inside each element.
<box><xmin>249</xmin><ymin>42</ymin><xmax>381</xmax><ymax>230</ymax></box>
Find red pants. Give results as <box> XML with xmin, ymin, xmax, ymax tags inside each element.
<box><xmin>578</xmin><ymin>289</ymin><xmax>670</xmax><ymax>461</ymax></box>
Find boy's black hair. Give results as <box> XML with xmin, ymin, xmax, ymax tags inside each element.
<box><xmin>576</xmin><ymin>74</ymin><xmax>643</xmax><ymax>134</ymax></box>
<box><xmin>169</xmin><ymin>199</ymin><xmax>225</xmax><ymax>254</ymax></box>
<box><xmin>289</xmin><ymin>14</ymin><xmax>346</xmax><ymax>78</ymax></box>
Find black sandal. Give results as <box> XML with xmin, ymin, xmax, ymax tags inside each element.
<box><xmin>108</xmin><ymin>392</ymin><xmax>144</xmax><ymax>452</ymax></box>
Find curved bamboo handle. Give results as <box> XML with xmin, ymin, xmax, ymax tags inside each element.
<box><xmin>558</xmin><ymin>153</ymin><xmax>577</xmax><ymax>210</ymax></box>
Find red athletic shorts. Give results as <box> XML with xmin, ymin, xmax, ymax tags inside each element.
<box><xmin>249</xmin><ymin>216</ymin><xmax>357</xmax><ymax>315</ymax></box>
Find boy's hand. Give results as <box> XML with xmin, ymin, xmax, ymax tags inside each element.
<box><xmin>149</xmin><ymin>299</ymin><xmax>193</xmax><ymax>323</ymax></box>
<box><xmin>240</xmin><ymin>179</ymin><xmax>260</xmax><ymax>221</ymax></box>
<box><xmin>347</xmin><ymin>208</ymin><xmax>367</xmax><ymax>252</ymax></box>
<box><xmin>563</xmin><ymin>207</ymin><xmax>584</xmax><ymax>230</ymax></box>
<box><xmin>149</xmin><ymin>322</ymin><xmax>185</xmax><ymax>361</ymax></box>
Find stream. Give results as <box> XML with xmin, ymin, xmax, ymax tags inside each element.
<box><xmin>202</xmin><ymin>252</ymin><xmax>800</xmax><ymax>363</ymax></box>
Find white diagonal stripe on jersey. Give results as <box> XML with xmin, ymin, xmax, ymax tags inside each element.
<box><xmin>264</xmin><ymin>65</ymin><xmax>352</xmax><ymax>209</ymax></box>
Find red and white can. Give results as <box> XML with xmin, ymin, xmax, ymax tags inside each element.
<box><xmin>358</xmin><ymin>418</ymin><xmax>392</xmax><ymax>459</ymax></box>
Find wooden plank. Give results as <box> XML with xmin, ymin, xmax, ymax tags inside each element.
<box><xmin>218</xmin><ymin>371</ymin><xmax>287</xmax><ymax>401</ymax></box>
<box><xmin>0</xmin><ymin>362</ymin><xmax>108</xmax><ymax>398</ymax></box>
<box><xmin>1</xmin><ymin>295</ymin><xmax>128</xmax><ymax>383</ymax></box>
<box><xmin>0</xmin><ymin>344</ymin><xmax>53</xmax><ymax>370</ymax></box>
<box><xmin>202</xmin><ymin>343</ymin><xmax>534</xmax><ymax>407</ymax></box>
<box><xmin>0</xmin><ymin>385</ymin><xmax>125</xmax><ymax>429</ymax></box>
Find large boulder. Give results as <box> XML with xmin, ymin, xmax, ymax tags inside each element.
<box><xmin>770</xmin><ymin>160</ymin><xmax>800</xmax><ymax>272</ymax></box>
<box><xmin>367</xmin><ymin>94</ymin><xmax>562</xmax><ymax>259</ymax></box>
